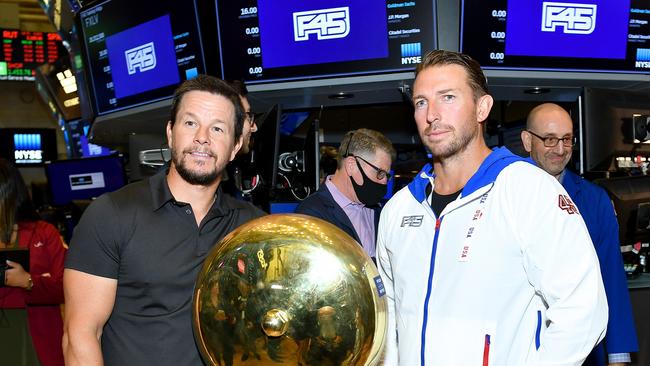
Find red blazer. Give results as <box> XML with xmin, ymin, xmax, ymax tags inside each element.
<box><xmin>1</xmin><ymin>220</ymin><xmax>66</xmax><ymax>366</ymax></box>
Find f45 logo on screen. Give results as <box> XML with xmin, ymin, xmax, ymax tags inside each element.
<box><xmin>541</xmin><ymin>2</ymin><xmax>597</xmax><ymax>35</ymax></box>
<box><xmin>293</xmin><ymin>7</ymin><xmax>350</xmax><ymax>42</ymax></box>
<box><xmin>125</xmin><ymin>42</ymin><xmax>157</xmax><ymax>75</ymax></box>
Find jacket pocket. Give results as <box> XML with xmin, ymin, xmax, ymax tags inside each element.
<box><xmin>424</xmin><ymin>317</ymin><xmax>496</xmax><ymax>365</ymax></box>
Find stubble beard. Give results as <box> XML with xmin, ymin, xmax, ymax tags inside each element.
<box><xmin>172</xmin><ymin>148</ymin><xmax>222</xmax><ymax>186</ymax></box>
<box><xmin>424</xmin><ymin>123</ymin><xmax>478</xmax><ymax>161</ymax></box>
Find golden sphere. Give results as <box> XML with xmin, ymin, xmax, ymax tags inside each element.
<box><xmin>192</xmin><ymin>214</ymin><xmax>387</xmax><ymax>365</ymax></box>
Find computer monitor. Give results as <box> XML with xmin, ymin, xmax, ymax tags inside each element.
<box><xmin>0</xmin><ymin>128</ymin><xmax>58</xmax><ymax>166</ymax></box>
<box><xmin>77</xmin><ymin>0</ymin><xmax>206</xmax><ymax>116</ymax></box>
<box><xmin>460</xmin><ymin>0</ymin><xmax>646</xmax><ymax>74</ymax></box>
<box><xmin>214</xmin><ymin>0</ymin><xmax>437</xmax><ymax>84</ymax></box>
<box><xmin>251</xmin><ymin>104</ymin><xmax>281</xmax><ymax>190</ymax></box>
<box><xmin>583</xmin><ymin>88</ymin><xmax>650</xmax><ymax>172</ymax></box>
<box><xmin>45</xmin><ymin>154</ymin><xmax>127</xmax><ymax>206</ymax></box>
<box><xmin>597</xmin><ymin>175</ymin><xmax>650</xmax><ymax>245</ymax></box>
<box><xmin>302</xmin><ymin>115</ymin><xmax>320</xmax><ymax>193</ymax></box>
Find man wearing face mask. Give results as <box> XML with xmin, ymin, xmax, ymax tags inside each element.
<box><xmin>295</xmin><ymin>128</ymin><xmax>395</xmax><ymax>260</ymax></box>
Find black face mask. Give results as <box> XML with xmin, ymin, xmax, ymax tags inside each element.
<box><xmin>350</xmin><ymin>160</ymin><xmax>387</xmax><ymax>207</ymax></box>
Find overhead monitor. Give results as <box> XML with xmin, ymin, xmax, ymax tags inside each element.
<box><xmin>0</xmin><ymin>28</ymin><xmax>66</xmax><ymax>81</ymax></box>
<box><xmin>215</xmin><ymin>0</ymin><xmax>437</xmax><ymax>84</ymax></box>
<box><xmin>77</xmin><ymin>0</ymin><xmax>206</xmax><ymax>116</ymax></box>
<box><xmin>460</xmin><ymin>0</ymin><xmax>650</xmax><ymax>74</ymax></box>
<box><xmin>45</xmin><ymin>154</ymin><xmax>127</xmax><ymax>206</ymax></box>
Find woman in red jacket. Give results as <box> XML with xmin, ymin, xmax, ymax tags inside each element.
<box><xmin>0</xmin><ymin>158</ymin><xmax>66</xmax><ymax>366</ymax></box>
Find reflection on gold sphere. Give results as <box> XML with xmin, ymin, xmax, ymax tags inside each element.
<box><xmin>262</xmin><ymin>309</ymin><xmax>290</xmax><ymax>337</ymax></box>
<box><xmin>193</xmin><ymin>213</ymin><xmax>387</xmax><ymax>365</ymax></box>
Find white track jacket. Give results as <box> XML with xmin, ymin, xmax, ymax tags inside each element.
<box><xmin>377</xmin><ymin>147</ymin><xmax>607</xmax><ymax>366</ymax></box>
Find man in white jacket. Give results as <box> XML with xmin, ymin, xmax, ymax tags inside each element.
<box><xmin>376</xmin><ymin>50</ymin><xmax>608</xmax><ymax>366</ymax></box>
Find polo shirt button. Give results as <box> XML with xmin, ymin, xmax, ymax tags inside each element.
<box><xmin>186</xmin><ymin>209</ymin><xmax>192</xmax><ymax>215</ymax></box>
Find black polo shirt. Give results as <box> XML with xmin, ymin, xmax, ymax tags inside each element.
<box><xmin>65</xmin><ymin>169</ymin><xmax>265</xmax><ymax>366</ymax></box>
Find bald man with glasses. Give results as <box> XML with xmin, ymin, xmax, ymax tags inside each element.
<box><xmin>295</xmin><ymin>128</ymin><xmax>395</xmax><ymax>260</ymax></box>
<box><xmin>522</xmin><ymin>103</ymin><xmax>638</xmax><ymax>366</ymax></box>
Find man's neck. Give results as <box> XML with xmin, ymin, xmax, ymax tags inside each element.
<box><xmin>167</xmin><ymin>168</ymin><xmax>220</xmax><ymax>225</ymax></box>
<box><xmin>330</xmin><ymin>169</ymin><xmax>358</xmax><ymax>203</ymax></box>
<box><xmin>431</xmin><ymin>142</ymin><xmax>492</xmax><ymax>195</ymax></box>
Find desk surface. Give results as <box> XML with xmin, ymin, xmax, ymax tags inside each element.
<box><xmin>628</xmin><ymin>273</ymin><xmax>650</xmax><ymax>289</ymax></box>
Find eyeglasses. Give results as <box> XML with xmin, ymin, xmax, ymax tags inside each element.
<box><xmin>353</xmin><ymin>155</ymin><xmax>392</xmax><ymax>181</ymax></box>
<box><xmin>526</xmin><ymin>130</ymin><xmax>576</xmax><ymax>147</ymax></box>
<box><xmin>244</xmin><ymin>111</ymin><xmax>256</xmax><ymax>126</ymax></box>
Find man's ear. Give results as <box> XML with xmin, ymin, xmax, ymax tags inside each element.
<box><xmin>521</xmin><ymin>130</ymin><xmax>533</xmax><ymax>153</ymax></box>
<box><xmin>476</xmin><ymin>94</ymin><xmax>494</xmax><ymax>123</ymax></box>
<box><xmin>229</xmin><ymin>134</ymin><xmax>243</xmax><ymax>162</ymax></box>
<box><xmin>166</xmin><ymin>121</ymin><xmax>173</xmax><ymax>147</ymax></box>
<box><xmin>343</xmin><ymin>155</ymin><xmax>356</xmax><ymax>175</ymax></box>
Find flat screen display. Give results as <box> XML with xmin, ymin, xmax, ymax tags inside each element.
<box><xmin>460</xmin><ymin>0</ymin><xmax>650</xmax><ymax>74</ymax></box>
<box><xmin>0</xmin><ymin>128</ymin><xmax>58</xmax><ymax>166</ymax></box>
<box><xmin>78</xmin><ymin>0</ymin><xmax>206</xmax><ymax>116</ymax></box>
<box><xmin>215</xmin><ymin>0</ymin><xmax>437</xmax><ymax>84</ymax></box>
<box><xmin>0</xmin><ymin>28</ymin><xmax>66</xmax><ymax>81</ymax></box>
<box><xmin>45</xmin><ymin>154</ymin><xmax>127</xmax><ymax>206</ymax></box>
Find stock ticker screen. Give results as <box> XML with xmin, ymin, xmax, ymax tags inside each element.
<box><xmin>78</xmin><ymin>0</ymin><xmax>205</xmax><ymax>116</ymax></box>
<box><xmin>1</xmin><ymin>29</ymin><xmax>66</xmax><ymax>81</ymax></box>
<box><xmin>215</xmin><ymin>1</ymin><xmax>437</xmax><ymax>84</ymax></box>
<box><xmin>461</xmin><ymin>0</ymin><xmax>650</xmax><ymax>74</ymax></box>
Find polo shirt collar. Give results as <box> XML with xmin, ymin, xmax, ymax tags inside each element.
<box><xmin>150</xmin><ymin>168</ymin><xmax>174</xmax><ymax>211</ymax></box>
<box><xmin>149</xmin><ymin>168</ymin><xmax>238</xmax><ymax>216</ymax></box>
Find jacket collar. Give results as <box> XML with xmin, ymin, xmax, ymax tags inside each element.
<box><xmin>408</xmin><ymin>147</ymin><xmax>526</xmax><ymax>203</ymax></box>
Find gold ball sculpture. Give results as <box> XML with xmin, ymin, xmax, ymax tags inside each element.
<box><xmin>193</xmin><ymin>213</ymin><xmax>387</xmax><ymax>365</ymax></box>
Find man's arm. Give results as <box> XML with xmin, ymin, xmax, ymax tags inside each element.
<box><xmin>376</xmin><ymin>212</ymin><xmax>398</xmax><ymax>365</ymax></box>
<box><xmin>63</xmin><ymin>269</ymin><xmax>117</xmax><ymax>366</ymax></box>
<box><xmin>593</xmin><ymin>189</ymin><xmax>638</xmax><ymax>363</ymax></box>
<box><xmin>506</xmin><ymin>165</ymin><xmax>608</xmax><ymax>365</ymax></box>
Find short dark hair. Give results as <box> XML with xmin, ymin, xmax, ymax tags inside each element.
<box><xmin>415</xmin><ymin>50</ymin><xmax>489</xmax><ymax>101</ymax></box>
<box><xmin>227</xmin><ymin>79</ymin><xmax>248</xmax><ymax>97</ymax></box>
<box><xmin>169</xmin><ymin>75</ymin><xmax>245</xmax><ymax>141</ymax></box>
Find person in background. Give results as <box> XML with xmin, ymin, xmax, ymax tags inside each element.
<box><xmin>377</xmin><ymin>50</ymin><xmax>607</xmax><ymax>365</ymax></box>
<box><xmin>295</xmin><ymin>129</ymin><xmax>395</xmax><ymax>260</ymax></box>
<box><xmin>228</xmin><ymin>80</ymin><xmax>258</xmax><ymax>156</ymax></box>
<box><xmin>319</xmin><ymin>145</ymin><xmax>339</xmax><ymax>184</ymax></box>
<box><xmin>222</xmin><ymin>80</ymin><xmax>260</xmax><ymax>198</ymax></box>
<box><xmin>62</xmin><ymin>75</ymin><xmax>265</xmax><ymax>366</ymax></box>
<box><xmin>522</xmin><ymin>102</ymin><xmax>638</xmax><ymax>366</ymax></box>
<box><xmin>0</xmin><ymin>157</ymin><xmax>66</xmax><ymax>366</ymax></box>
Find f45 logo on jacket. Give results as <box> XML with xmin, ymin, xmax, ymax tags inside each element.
<box><xmin>558</xmin><ymin>194</ymin><xmax>579</xmax><ymax>214</ymax></box>
<box><xmin>400</xmin><ymin>215</ymin><xmax>424</xmax><ymax>227</ymax></box>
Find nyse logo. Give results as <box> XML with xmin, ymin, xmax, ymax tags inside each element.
<box><xmin>293</xmin><ymin>7</ymin><xmax>350</xmax><ymax>42</ymax></box>
<box><xmin>636</xmin><ymin>48</ymin><xmax>650</xmax><ymax>69</ymax></box>
<box><xmin>125</xmin><ymin>42</ymin><xmax>157</xmax><ymax>75</ymax></box>
<box><xmin>401</xmin><ymin>42</ymin><xmax>421</xmax><ymax>65</ymax></box>
<box><xmin>541</xmin><ymin>2</ymin><xmax>597</xmax><ymax>35</ymax></box>
<box><xmin>400</xmin><ymin>215</ymin><xmax>424</xmax><ymax>227</ymax></box>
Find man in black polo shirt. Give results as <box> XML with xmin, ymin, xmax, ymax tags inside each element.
<box><xmin>62</xmin><ymin>75</ymin><xmax>265</xmax><ymax>366</ymax></box>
